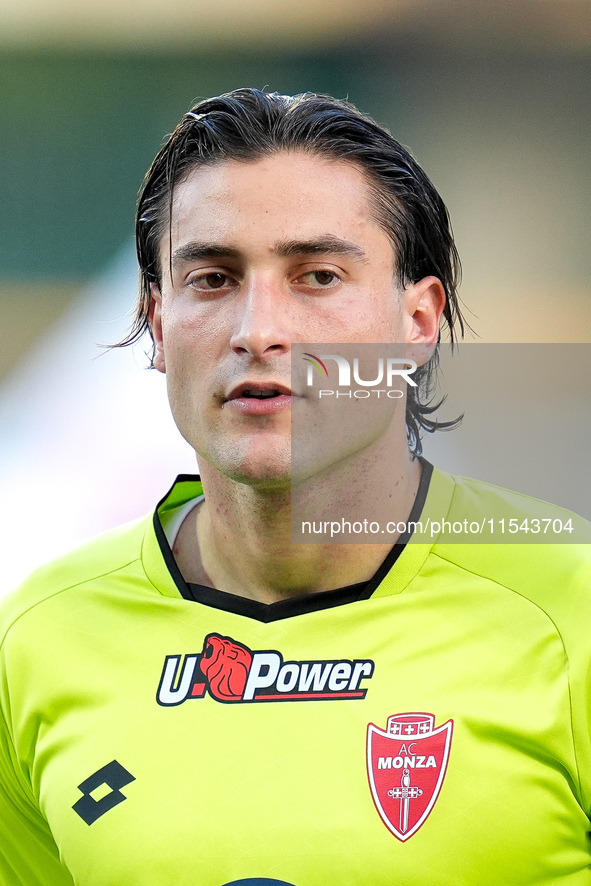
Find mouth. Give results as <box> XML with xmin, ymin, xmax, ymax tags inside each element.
<box><xmin>224</xmin><ymin>381</ymin><xmax>294</xmax><ymax>414</ymax></box>
<box><xmin>226</xmin><ymin>382</ymin><xmax>293</xmax><ymax>401</ymax></box>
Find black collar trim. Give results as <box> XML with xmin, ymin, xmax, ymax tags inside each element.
<box><xmin>154</xmin><ymin>460</ymin><xmax>433</xmax><ymax>623</ymax></box>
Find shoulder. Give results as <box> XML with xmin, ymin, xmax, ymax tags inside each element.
<box><xmin>429</xmin><ymin>467</ymin><xmax>591</xmax><ymax>628</ymax></box>
<box><xmin>0</xmin><ymin>515</ymin><xmax>151</xmax><ymax>649</ymax></box>
<box><xmin>444</xmin><ymin>471</ymin><xmax>590</xmax><ymax>532</ymax></box>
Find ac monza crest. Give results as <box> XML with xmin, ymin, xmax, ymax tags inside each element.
<box><xmin>366</xmin><ymin>713</ymin><xmax>453</xmax><ymax>841</ymax></box>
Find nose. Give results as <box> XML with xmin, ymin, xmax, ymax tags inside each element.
<box><xmin>230</xmin><ymin>275</ymin><xmax>291</xmax><ymax>358</ymax></box>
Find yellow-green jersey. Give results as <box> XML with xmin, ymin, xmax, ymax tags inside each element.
<box><xmin>1</xmin><ymin>464</ymin><xmax>591</xmax><ymax>885</ymax></box>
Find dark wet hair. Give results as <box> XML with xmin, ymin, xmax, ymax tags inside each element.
<box><xmin>125</xmin><ymin>87</ymin><xmax>464</xmax><ymax>454</ymax></box>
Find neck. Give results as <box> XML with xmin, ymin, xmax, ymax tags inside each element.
<box><xmin>176</xmin><ymin>435</ymin><xmax>423</xmax><ymax>605</ymax></box>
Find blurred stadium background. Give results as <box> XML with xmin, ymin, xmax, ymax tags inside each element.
<box><xmin>1</xmin><ymin>0</ymin><xmax>590</xmax><ymax>591</ymax></box>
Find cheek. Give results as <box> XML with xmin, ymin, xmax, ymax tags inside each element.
<box><xmin>160</xmin><ymin>309</ymin><xmax>222</xmax><ymax>420</ymax></box>
<box><xmin>371</xmin><ymin>289</ymin><xmax>404</xmax><ymax>338</ymax></box>
<box><xmin>329</xmin><ymin>292</ymin><xmax>401</xmax><ymax>342</ymax></box>
<box><xmin>161</xmin><ymin>298</ymin><xmax>229</xmax><ymax>363</ymax></box>
<box><xmin>159</xmin><ymin>310</ymin><xmax>196</xmax><ymax>379</ymax></box>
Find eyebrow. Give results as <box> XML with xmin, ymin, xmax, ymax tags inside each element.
<box><xmin>273</xmin><ymin>237</ymin><xmax>368</xmax><ymax>262</ymax></box>
<box><xmin>171</xmin><ymin>237</ymin><xmax>368</xmax><ymax>267</ymax></box>
<box><xmin>171</xmin><ymin>243</ymin><xmax>241</xmax><ymax>266</ymax></box>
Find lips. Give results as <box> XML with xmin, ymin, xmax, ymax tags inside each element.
<box><xmin>224</xmin><ymin>380</ymin><xmax>294</xmax><ymax>415</ymax></box>
<box><xmin>226</xmin><ymin>381</ymin><xmax>292</xmax><ymax>401</ymax></box>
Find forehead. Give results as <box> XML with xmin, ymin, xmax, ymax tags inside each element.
<box><xmin>164</xmin><ymin>151</ymin><xmax>386</xmax><ymax>254</ymax></box>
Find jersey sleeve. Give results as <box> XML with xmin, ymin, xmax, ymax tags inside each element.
<box><xmin>568</xmin><ymin>557</ymin><xmax>591</xmax><ymax>820</ymax></box>
<box><xmin>0</xmin><ymin>707</ymin><xmax>75</xmax><ymax>886</ymax></box>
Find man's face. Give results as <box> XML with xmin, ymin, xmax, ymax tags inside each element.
<box><xmin>150</xmin><ymin>151</ymin><xmax>442</xmax><ymax>487</ymax></box>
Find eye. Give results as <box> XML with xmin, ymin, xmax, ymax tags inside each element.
<box><xmin>188</xmin><ymin>271</ymin><xmax>234</xmax><ymax>291</ymax></box>
<box><xmin>297</xmin><ymin>269</ymin><xmax>341</xmax><ymax>288</ymax></box>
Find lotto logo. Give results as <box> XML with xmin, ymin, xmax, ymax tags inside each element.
<box><xmin>157</xmin><ymin>633</ymin><xmax>374</xmax><ymax>706</ymax></box>
<box><xmin>72</xmin><ymin>760</ymin><xmax>135</xmax><ymax>825</ymax></box>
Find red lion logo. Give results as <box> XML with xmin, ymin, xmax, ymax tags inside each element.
<box><xmin>200</xmin><ymin>634</ymin><xmax>253</xmax><ymax>701</ymax></box>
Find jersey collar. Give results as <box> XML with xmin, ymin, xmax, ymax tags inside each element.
<box><xmin>141</xmin><ymin>463</ymin><xmax>456</xmax><ymax>614</ymax></box>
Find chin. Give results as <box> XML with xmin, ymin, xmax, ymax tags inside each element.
<box><xmin>204</xmin><ymin>438</ymin><xmax>293</xmax><ymax>491</ymax></box>
<box><xmin>225</xmin><ymin>461</ymin><xmax>292</xmax><ymax>492</ymax></box>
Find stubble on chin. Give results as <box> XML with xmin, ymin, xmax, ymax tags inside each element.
<box><xmin>197</xmin><ymin>433</ymin><xmax>293</xmax><ymax>492</ymax></box>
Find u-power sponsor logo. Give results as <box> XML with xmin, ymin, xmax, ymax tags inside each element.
<box><xmin>157</xmin><ymin>633</ymin><xmax>374</xmax><ymax>706</ymax></box>
<box><xmin>303</xmin><ymin>352</ymin><xmax>417</xmax><ymax>400</ymax></box>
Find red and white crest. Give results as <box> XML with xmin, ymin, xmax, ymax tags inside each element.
<box><xmin>367</xmin><ymin>712</ymin><xmax>453</xmax><ymax>841</ymax></box>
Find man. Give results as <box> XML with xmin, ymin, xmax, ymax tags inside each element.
<box><xmin>1</xmin><ymin>89</ymin><xmax>590</xmax><ymax>886</ymax></box>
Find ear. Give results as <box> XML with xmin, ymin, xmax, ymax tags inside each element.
<box><xmin>401</xmin><ymin>275</ymin><xmax>446</xmax><ymax>365</ymax></box>
<box><xmin>149</xmin><ymin>283</ymin><xmax>166</xmax><ymax>373</ymax></box>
